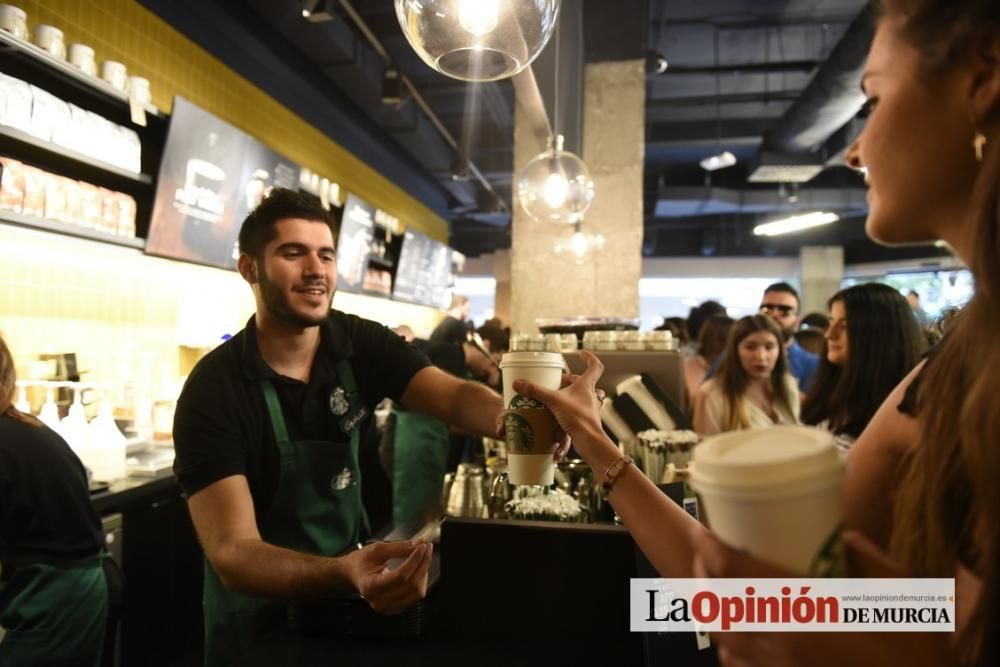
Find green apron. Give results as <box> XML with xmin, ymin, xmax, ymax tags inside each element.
<box><xmin>391</xmin><ymin>408</ymin><xmax>449</xmax><ymax>527</ymax></box>
<box><xmin>202</xmin><ymin>360</ymin><xmax>371</xmax><ymax>667</ymax></box>
<box><xmin>0</xmin><ymin>553</ymin><xmax>108</xmax><ymax>667</ymax></box>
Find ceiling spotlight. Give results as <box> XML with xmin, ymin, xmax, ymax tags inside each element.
<box><xmin>753</xmin><ymin>211</ymin><xmax>839</xmax><ymax>237</ymax></box>
<box><xmin>450</xmin><ymin>152</ymin><xmax>470</xmax><ymax>182</ymax></box>
<box><xmin>699</xmin><ymin>151</ymin><xmax>737</xmax><ymax>172</ymax></box>
<box><xmin>300</xmin><ymin>0</ymin><xmax>335</xmax><ymax>23</ymax></box>
<box><xmin>381</xmin><ymin>67</ymin><xmax>409</xmax><ymax>107</ymax></box>
<box><xmin>645</xmin><ymin>50</ymin><xmax>669</xmax><ymax>75</ymax></box>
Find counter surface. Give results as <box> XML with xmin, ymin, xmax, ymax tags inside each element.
<box><xmin>90</xmin><ymin>474</ymin><xmax>180</xmax><ymax>514</ymax></box>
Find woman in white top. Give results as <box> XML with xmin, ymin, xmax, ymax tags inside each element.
<box><xmin>692</xmin><ymin>314</ymin><xmax>799</xmax><ymax>436</ymax></box>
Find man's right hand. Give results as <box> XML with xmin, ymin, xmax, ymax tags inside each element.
<box><xmin>342</xmin><ymin>540</ymin><xmax>433</xmax><ymax>615</ymax></box>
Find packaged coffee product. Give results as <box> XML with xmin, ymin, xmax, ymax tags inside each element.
<box><xmin>0</xmin><ymin>73</ymin><xmax>33</xmax><ymax>131</ymax></box>
<box><xmin>98</xmin><ymin>188</ymin><xmax>118</xmax><ymax>234</ymax></box>
<box><xmin>43</xmin><ymin>173</ymin><xmax>69</xmax><ymax>223</ymax></box>
<box><xmin>78</xmin><ymin>182</ymin><xmax>101</xmax><ymax>229</ymax></box>
<box><xmin>21</xmin><ymin>164</ymin><xmax>45</xmax><ymax>217</ymax></box>
<box><xmin>116</xmin><ymin>193</ymin><xmax>136</xmax><ymax>237</ymax></box>
<box><xmin>0</xmin><ymin>157</ymin><xmax>25</xmax><ymax>213</ymax></box>
<box><xmin>64</xmin><ymin>179</ymin><xmax>83</xmax><ymax>226</ymax></box>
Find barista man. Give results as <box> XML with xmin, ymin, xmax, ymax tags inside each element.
<box><xmin>172</xmin><ymin>189</ymin><xmax>559</xmax><ymax>666</ymax></box>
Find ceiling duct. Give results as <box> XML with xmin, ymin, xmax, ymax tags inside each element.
<box><xmin>653</xmin><ymin>185</ymin><xmax>868</xmax><ymax>218</ymax></box>
<box><xmin>762</xmin><ymin>4</ymin><xmax>874</xmax><ymax>155</ymax></box>
<box><xmin>747</xmin><ymin>150</ymin><xmax>826</xmax><ymax>183</ymax></box>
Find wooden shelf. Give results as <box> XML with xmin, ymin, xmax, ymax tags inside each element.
<box><xmin>0</xmin><ymin>124</ymin><xmax>152</xmax><ymax>185</ymax></box>
<box><xmin>0</xmin><ymin>209</ymin><xmax>146</xmax><ymax>250</ymax></box>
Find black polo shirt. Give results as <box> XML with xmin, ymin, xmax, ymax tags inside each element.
<box><xmin>0</xmin><ymin>416</ymin><xmax>104</xmax><ymax>563</ymax></box>
<box><xmin>172</xmin><ymin>310</ymin><xmax>430</xmax><ymax>517</ymax></box>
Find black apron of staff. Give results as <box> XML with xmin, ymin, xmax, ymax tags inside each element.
<box><xmin>202</xmin><ymin>360</ymin><xmax>371</xmax><ymax>667</ymax></box>
<box><xmin>0</xmin><ymin>552</ymin><xmax>109</xmax><ymax>667</ymax></box>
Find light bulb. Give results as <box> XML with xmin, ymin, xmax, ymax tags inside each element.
<box><xmin>395</xmin><ymin>0</ymin><xmax>560</xmax><ymax>82</ymax></box>
<box><xmin>518</xmin><ymin>134</ymin><xmax>595</xmax><ymax>224</ymax></box>
<box><xmin>458</xmin><ymin>0</ymin><xmax>499</xmax><ymax>36</ymax></box>
<box><xmin>542</xmin><ymin>171</ymin><xmax>569</xmax><ymax>209</ymax></box>
<box><xmin>570</xmin><ymin>231</ymin><xmax>587</xmax><ymax>258</ymax></box>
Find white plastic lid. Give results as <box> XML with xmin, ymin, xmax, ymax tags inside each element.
<box><xmin>690</xmin><ymin>426</ymin><xmax>841</xmax><ymax>492</ymax></box>
<box><xmin>499</xmin><ymin>351</ymin><xmax>565</xmax><ymax>369</ymax></box>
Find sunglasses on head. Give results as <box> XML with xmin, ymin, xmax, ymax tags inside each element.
<box><xmin>760</xmin><ymin>304</ymin><xmax>796</xmax><ymax>317</ymax></box>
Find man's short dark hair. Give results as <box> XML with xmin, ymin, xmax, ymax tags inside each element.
<box><xmin>237</xmin><ymin>188</ymin><xmax>334</xmax><ymax>260</ymax></box>
<box><xmin>763</xmin><ymin>282</ymin><xmax>801</xmax><ymax>308</ymax></box>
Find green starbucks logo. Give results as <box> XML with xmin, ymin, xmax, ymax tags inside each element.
<box><xmin>509</xmin><ymin>394</ymin><xmax>544</xmax><ymax>410</ymax></box>
<box><xmin>503</xmin><ymin>412</ymin><xmax>535</xmax><ymax>453</ymax></box>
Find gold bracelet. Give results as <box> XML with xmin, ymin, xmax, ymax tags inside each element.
<box><xmin>599</xmin><ymin>455</ymin><xmax>633</xmax><ymax>498</ymax></box>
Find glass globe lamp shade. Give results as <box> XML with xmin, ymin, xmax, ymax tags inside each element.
<box><xmin>517</xmin><ymin>135</ymin><xmax>595</xmax><ymax>224</ymax></box>
<box><xmin>553</xmin><ymin>222</ymin><xmax>605</xmax><ymax>264</ymax></box>
<box><xmin>394</xmin><ymin>0</ymin><xmax>561</xmax><ymax>82</ymax></box>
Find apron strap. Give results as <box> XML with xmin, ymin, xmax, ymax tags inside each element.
<box><xmin>261</xmin><ymin>380</ymin><xmax>291</xmax><ymax>445</ymax></box>
<box><xmin>335</xmin><ymin>360</ymin><xmax>359</xmax><ymax>397</ymax></box>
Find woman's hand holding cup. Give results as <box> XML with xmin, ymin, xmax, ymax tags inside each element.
<box><xmin>511</xmin><ymin>350</ymin><xmax>609</xmax><ymax>462</ymax></box>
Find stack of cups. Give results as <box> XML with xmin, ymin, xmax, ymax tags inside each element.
<box><xmin>499</xmin><ymin>351</ymin><xmax>564</xmax><ymax>486</ymax></box>
<box><xmin>688</xmin><ymin>426</ymin><xmax>844</xmax><ymax>573</ymax></box>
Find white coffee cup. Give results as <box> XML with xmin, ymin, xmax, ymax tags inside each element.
<box><xmin>498</xmin><ymin>351</ymin><xmax>564</xmax><ymax>486</ymax></box>
<box><xmin>127</xmin><ymin>76</ymin><xmax>151</xmax><ymax>105</ymax></box>
<box><xmin>68</xmin><ymin>43</ymin><xmax>97</xmax><ymax>76</ymax></box>
<box><xmin>101</xmin><ymin>60</ymin><xmax>128</xmax><ymax>92</ymax></box>
<box><xmin>688</xmin><ymin>425</ymin><xmax>844</xmax><ymax>574</ymax></box>
<box><xmin>0</xmin><ymin>4</ymin><xmax>27</xmax><ymax>40</ymax></box>
<box><xmin>33</xmin><ymin>24</ymin><xmax>65</xmax><ymax>60</ymax></box>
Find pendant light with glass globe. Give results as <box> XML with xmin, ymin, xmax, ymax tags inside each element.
<box><xmin>394</xmin><ymin>0</ymin><xmax>562</xmax><ymax>82</ymax></box>
<box><xmin>516</xmin><ymin>13</ymin><xmax>595</xmax><ymax>225</ymax></box>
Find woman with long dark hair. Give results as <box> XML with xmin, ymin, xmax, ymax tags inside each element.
<box><xmin>510</xmin><ymin>0</ymin><xmax>1000</xmax><ymax>662</ymax></box>
<box><xmin>692</xmin><ymin>315</ymin><xmax>799</xmax><ymax>436</ymax></box>
<box><xmin>0</xmin><ymin>334</ymin><xmax>110</xmax><ymax>665</ymax></box>
<box><xmin>801</xmin><ymin>283</ymin><xmax>926</xmax><ymax>452</ymax></box>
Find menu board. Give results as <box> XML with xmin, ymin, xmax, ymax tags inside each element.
<box><xmin>335</xmin><ymin>194</ymin><xmax>376</xmax><ymax>294</ymax></box>
<box><xmin>392</xmin><ymin>229</ymin><xmax>454</xmax><ymax>309</ymax></box>
<box><xmin>146</xmin><ymin>97</ymin><xmax>300</xmax><ymax>269</ymax></box>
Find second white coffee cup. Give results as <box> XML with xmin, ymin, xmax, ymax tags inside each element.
<box><xmin>689</xmin><ymin>425</ymin><xmax>844</xmax><ymax>574</ymax></box>
<box><xmin>499</xmin><ymin>351</ymin><xmax>564</xmax><ymax>486</ymax></box>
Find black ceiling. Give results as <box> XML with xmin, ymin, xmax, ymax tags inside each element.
<box><xmin>142</xmin><ymin>0</ymin><xmax>950</xmax><ymax>265</ymax></box>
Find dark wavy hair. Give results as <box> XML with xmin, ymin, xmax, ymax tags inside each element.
<box><xmin>873</xmin><ymin>2</ymin><xmax>1000</xmax><ymax>664</ymax></box>
<box><xmin>716</xmin><ymin>315</ymin><xmax>794</xmax><ymax>431</ymax></box>
<box><xmin>237</xmin><ymin>187</ymin><xmax>334</xmax><ymax>260</ymax></box>
<box><xmin>801</xmin><ymin>283</ymin><xmax>926</xmax><ymax>439</ymax></box>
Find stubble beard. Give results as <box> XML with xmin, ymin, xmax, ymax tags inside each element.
<box><xmin>258</xmin><ymin>262</ymin><xmax>331</xmax><ymax>328</ymax></box>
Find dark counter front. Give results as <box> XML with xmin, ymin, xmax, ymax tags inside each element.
<box><xmin>239</xmin><ymin>518</ymin><xmax>646</xmax><ymax>666</ymax></box>
<box><xmin>91</xmin><ymin>475</ymin><xmax>205</xmax><ymax>666</ymax></box>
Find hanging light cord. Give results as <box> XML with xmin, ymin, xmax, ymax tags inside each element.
<box><xmin>338</xmin><ymin>0</ymin><xmax>509</xmax><ymax>212</ymax></box>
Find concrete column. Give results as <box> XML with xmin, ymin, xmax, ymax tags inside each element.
<box><xmin>799</xmin><ymin>246</ymin><xmax>845</xmax><ymax>315</ymax></box>
<box><xmin>493</xmin><ymin>249</ymin><xmax>512</xmax><ymax>325</ymax></box>
<box><xmin>510</xmin><ymin>59</ymin><xmax>645</xmax><ymax>332</ymax></box>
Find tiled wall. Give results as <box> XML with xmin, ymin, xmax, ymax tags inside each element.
<box><xmin>2</xmin><ymin>1</ymin><xmax>447</xmax><ymax>398</ymax></box>
<box><xmin>0</xmin><ymin>225</ymin><xmax>443</xmax><ymax>395</ymax></box>
<box><xmin>12</xmin><ymin>0</ymin><xmax>448</xmax><ymax>241</ymax></box>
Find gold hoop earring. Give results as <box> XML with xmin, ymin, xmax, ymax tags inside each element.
<box><xmin>974</xmin><ymin>132</ymin><xmax>987</xmax><ymax>162</ymax></box>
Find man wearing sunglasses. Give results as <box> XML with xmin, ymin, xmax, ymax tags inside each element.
<box><xmin>756</xmin><ymin>282</ymin><xmax>819</xmax><ymax>391</ymax></box>
<box><xmin>704</xmin><ymin>282</ymin><xmax>819</xmax><ymax>392</ymax></box>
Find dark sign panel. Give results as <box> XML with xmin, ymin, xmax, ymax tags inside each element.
<box><xmin>392</xmin><ymin>229</ymin><xmax>454</xmax><ymax>309</ymax></box>
<box><xmin>146</xmin><ymin>97</ymin><xmax>299</xmax><ymax>269</ymax></box>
